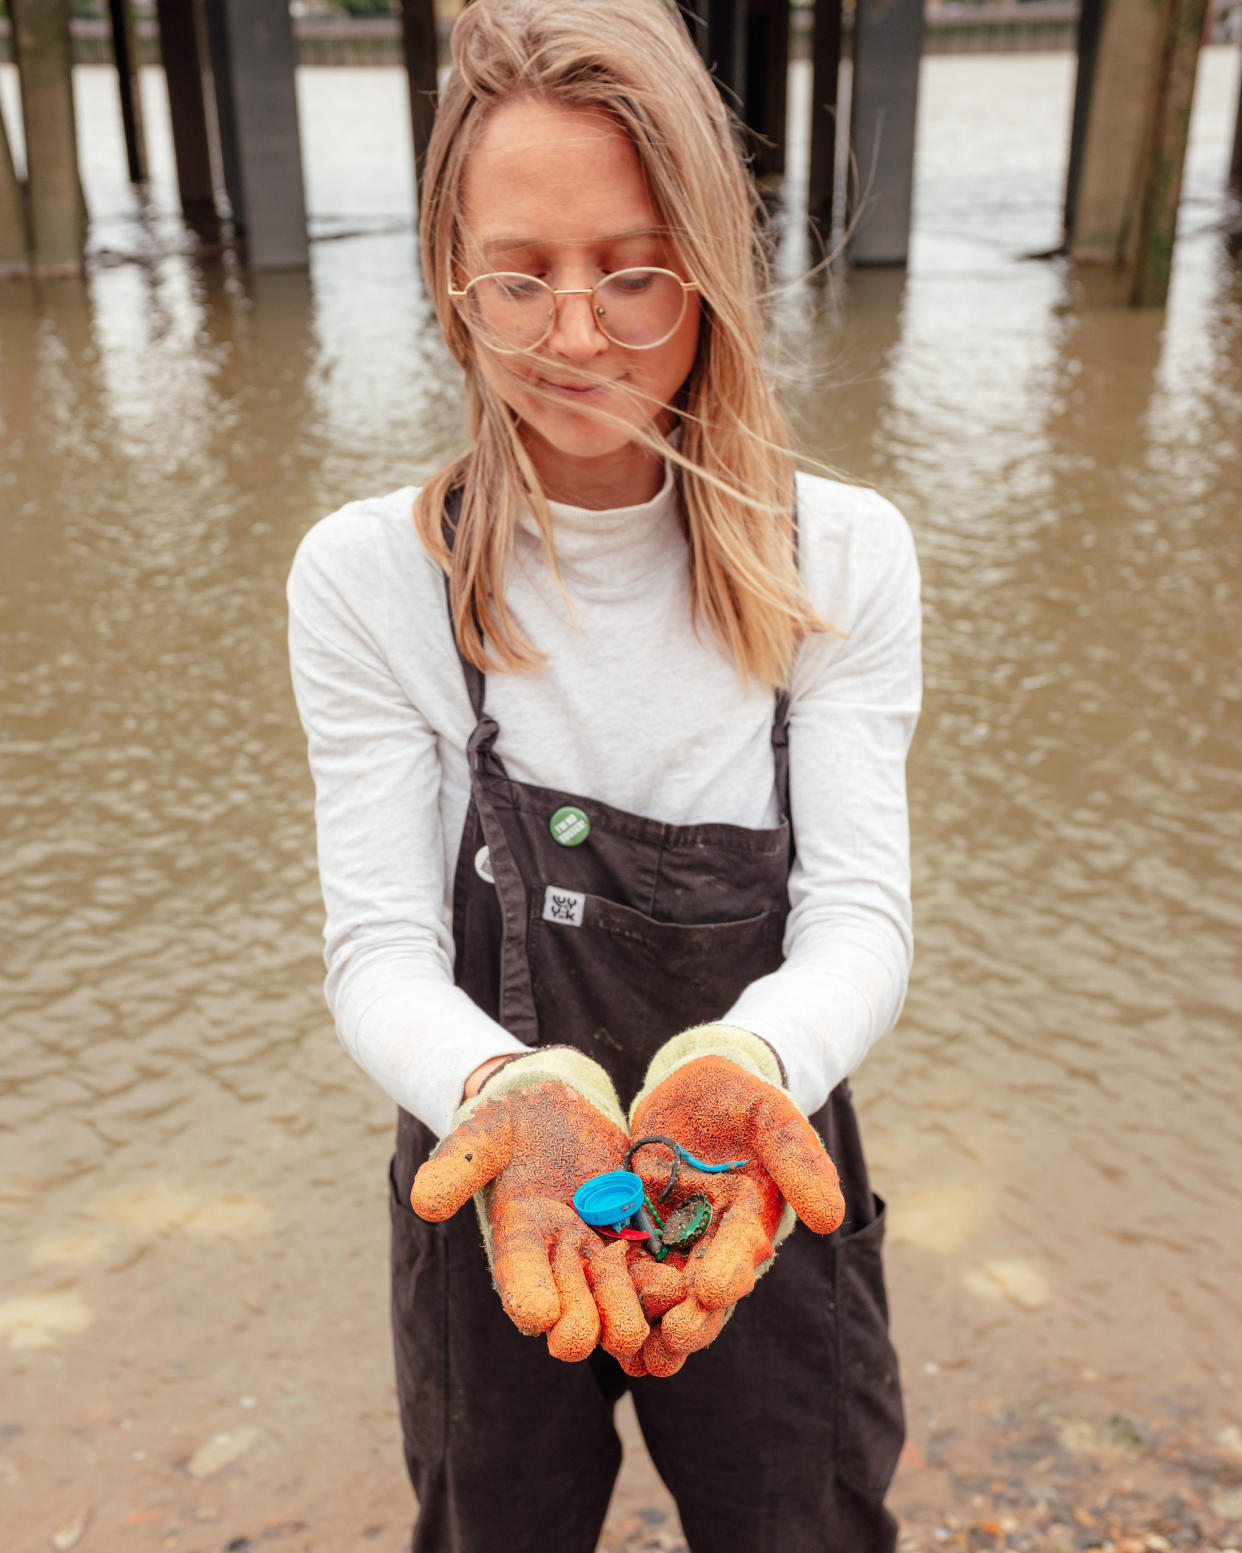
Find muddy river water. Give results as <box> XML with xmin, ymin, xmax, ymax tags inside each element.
<box><xmin>2</xmin><ymin>49</ymin><xmax>1241</xmax><ymax>1553</ymax></box>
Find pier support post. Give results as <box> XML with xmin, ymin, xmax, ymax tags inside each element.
<box><xmin>693</xmin><ymin>0</ymin><xmax>749</xmax><ymax>117</ymax></box>
<box><xmin>398</xmin><ymin>0</ymin><xmax>438</xmax><ymax>205</ymax></box>
<box><xmin>202</xmin><ymin>0</ymin><xmax>308</xmax><ymax>270</ymax></box>
<box><xmin>848</xmin><ymin>0</ymin><xmax>924</xmax><ymax>266</ymax></box>
<box><xmin>748</xmin><ymin>0</ymin><xmax>790</xmax><ymax>187</ymax></box>
<box><xmin>1064</xmin><ymin>0</ymin><xmax>1103</xmax><ymax>236</ymax></box>
<box><xmin>1229</xmin><ymin>45</ymin><xmax>1242</xmax><ymax>192</ymax></box>
<box><xmin>1064</xmin><ymin>0</ymin><xmax>1209</xmax><ymax>306</ymax></box>
<box><xmin>10</xmin><ymin>0</ymin><xmax>85</xmax><ymax>276</ymax></box>
<box><xmin>107</xmin><ymin>0</ymin><xmax>148</xmax><ymax>183</ymax></box>
<box><xmin>154</xmin><ymin>0</ymin><xmax>219</xmax><ymax>237</ymax></box>
<box><xmin>0</xmin><ymin>92</ymin><xmax>29</xmax><ymax>274</ymax></box>
<box><xmin>806</xmin><ymin>0</ymin><xmax>843</xmax><ymax>245</ymax></box>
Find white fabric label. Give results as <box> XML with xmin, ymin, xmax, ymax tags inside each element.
<box><xmin>473</xmin><ymin>845</ymin><xmax>495</xmax><ymax>884</ymax></box>
<box><xmin>542</xmin><ymin>885</ymin><xmax>585</xmax><ymax>928</ymax></box>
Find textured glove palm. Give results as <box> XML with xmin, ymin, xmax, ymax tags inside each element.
<box><xmin>410</xmin><ymin>1047</ymin><xmax>649</xmax><ymax>1364</ymax></box>
<box><xmin>624</xmin><ymin>1025</ymin><xmax>845</xmax><ymax>1377</ymax></box>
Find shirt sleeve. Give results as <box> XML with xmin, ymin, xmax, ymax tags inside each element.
<box><xmin>286</xmin><ymin>509</ymin><xmax>527</xmax><ymax>1139</ymax></box>
<box><xmin>721</xmin><ymin>488</ymin><xmax>922</xmax><ymax>1116</ymax></box>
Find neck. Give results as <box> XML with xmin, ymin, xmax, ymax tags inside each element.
<box><xmin>522</xmin><ymin>430</ymin><xmax>666</xmax><ymax>510</ymax></box>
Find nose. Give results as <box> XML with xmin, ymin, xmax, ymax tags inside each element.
<box><xmin>545</xmin><ymin>289</ymin><xmax>609</xmax><ymax>363</ymax></box>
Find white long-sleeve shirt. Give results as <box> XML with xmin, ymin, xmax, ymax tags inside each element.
<box><xmin>287</xmin><ymin>466</ymin><xmax>921</xmax><ymax>1138</ymax></box>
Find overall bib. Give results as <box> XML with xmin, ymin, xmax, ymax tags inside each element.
<box><xmin>389</xmin><ymin>515</ymin><xmax>905</xmax><ymax>1553</ymax></box>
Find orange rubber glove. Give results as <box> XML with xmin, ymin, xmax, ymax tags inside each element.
<box><xmin>410</xmin><ymin>1046</ymin><xmax>650</xmax><ymax>1364</ymax></box>
<box><xmin>621</xmin><ymin>1024</ymin><xmax>845</xmax><ymax>1378</ymax></box>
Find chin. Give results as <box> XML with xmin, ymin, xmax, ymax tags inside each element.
<box><xmin>526</xmin><ymin>412</ymin><xmax>645</xmax><ymax>464</ymax></box>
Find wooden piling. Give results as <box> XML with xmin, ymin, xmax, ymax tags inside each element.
<box><xmin>747</xmin><ymin>0</ymin><xmax>790</xmax><ymax>187</ymax></box>
<box><xmin>1063</xmin><ymin>0</ymin><xmax>1104</xmax><ymax>236</ymax></box>
<box><xmin>1065</xmin><ymin>0</ymin><xmax>1209</xmax><ymax>306</ymax></box>
<box><xmin>153</xmin><ymin>0</ymin><xmax>220</xmax><ymax>238</ymax></box>
<box><xmin>10</xmin><ymin>0</ymin><xmax>86</xmax><ymax>276</ymax></box>
<box><xmin>848</xmin><ymin>0</ymin><xmax>925</xmax><ymax>266</ymax></box>
<box><xmin>398</xmin><ymin>0</ymin><xmax>438</xmax><ymax>204</ymax></box>
<box><xmin>1129</xmin><ymin>0</ymin><xmax>1209</xmax><ymax>304</ymax></box>
<box><xmin>1229</xmin><ymin>40</ymin><xmax>1242</xmax><ymax>191</ymax></box>
<box><xmin>694</xmin><ymin>0</ymin><xmax>749</xmax><ymax>117</ymax></box>
<box><xmin>201</xmin><ymin>0</ymin><xmax>308</xmax><ymax>270</ymax></box>
<box><xmin>806</xmin><ymin>0</ymin><xmax>843</xmax><ymax>245</ymax></box>
<box><xmin>107</xmin><ymin>0</ymin><xmax>148</xmax><ymax>183</ymax></box>
<box><xmin>0</xmin><ymin>89</ymin><xmax>30</xmax><ymax>274</ymax></box>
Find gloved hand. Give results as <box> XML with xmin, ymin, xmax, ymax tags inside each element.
<box><xmin>410</xmin><ymin>1046</ymin><xmax>650</xmax><ymax>1364</ymax></box>
<box><xmin>621</xmin><ymin>1024</ymin><xmax>845</xmax><ymax>1377</ymax></box>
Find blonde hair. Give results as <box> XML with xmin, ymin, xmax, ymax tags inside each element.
<box><xmin>414</xmin><ymin>0</ymin><xmax>827</xmax><ymax>687</ymax></box>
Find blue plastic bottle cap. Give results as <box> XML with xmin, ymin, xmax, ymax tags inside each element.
<box><xmin>573</xmin><ymin>1170</ymin><xmax>645</xmax><ymax>1228</ymax></box>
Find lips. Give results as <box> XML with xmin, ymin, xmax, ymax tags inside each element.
<box><xmin>539</xmin><ymin>377</ymin><xmax>614</xmax><ymax>398</ymax></box>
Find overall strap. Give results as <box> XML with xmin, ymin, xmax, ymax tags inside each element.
<box><xmin>769</xmin><ymin>497</ymin><xmax>800</xmax><ymax>814</ymax></box>
<box><xmin>772</xmin><ymin>689</ymin><xmax>791</xmax><ymax>813</ymax></box>
<box><xmin>441</xmin><ymin>486</ymin><xmax>487</xmax><ymax>723</ymax></box>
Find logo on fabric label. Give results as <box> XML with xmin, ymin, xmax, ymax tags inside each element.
<box><xmin>473</xmin><ymin>845</ymin><xmax>495</xmax><ymax>884</ymax></box>
<box><xmin>542</xmin><ymin>885</ymin><xmax>585</xmax><ymax>927</ymax></box>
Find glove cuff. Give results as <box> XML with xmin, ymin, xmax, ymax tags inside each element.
<box><xmin>450</xmin><ymin>1044</ymin><xmax>627</xmax><ymax>1135</ymax></box>
<box><xmin>628</xmin><ymin>1023</ymin><xmax>787</xmax><ymax>1124</ymax></box>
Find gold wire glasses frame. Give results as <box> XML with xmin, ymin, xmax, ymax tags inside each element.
<box><xmin>448</xmin><ymin>267</ymin><xmax>701</xmax><ymax>354</ymax></box>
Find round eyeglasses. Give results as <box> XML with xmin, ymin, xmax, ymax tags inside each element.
<box><xmin>448</xmin><ymin>267</ymin><xmax>700</xmax><ymax>354</ymax></box>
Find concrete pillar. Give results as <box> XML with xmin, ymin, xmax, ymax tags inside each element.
<box><xmin>107</xmin><ymin>0</ymin><xmax>148</xmax><ymax>183</ymax></box>
<box><xmin>10</xmin><ymin>0</ymin><xmax>86</xmax><ymax>276</ymax></box>
<box><xmin>1065</xmin><ymin>0</ymin><xmax>1209</xmax><ymax>306</ymax></box>
<box><xmin>398</xmin><ymin>0</ymin><xmax>438</xmax><ymax>204</ymax></box>
<box><xmin>806</xmin><ymin>0</ymin><xmax>843</xmax><ymax>242</ymax></box>
<box><xmin>0</xmin><ymin>91</ymin><xmax>29</xmax><ymax>274</ymax></box>
<box><xmin>202</xmin><ymin>0</ymin><xmax>308</xmax><ymax>270</ymax></box>
<box><xmin>154</xmin><ymin>0</ymin><xmax>220</xmax><ymax>237</ymax></box>
<box><xmin>748</xmin><ymin>0</ymin><xmax>790</xmax><ymax>187</ymax></box>
<box><xmin>848</xmin><ymin>0</ymin><xmax>924</xmax><ymax>267</ymax></box>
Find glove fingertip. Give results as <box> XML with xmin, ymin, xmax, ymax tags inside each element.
<box><xmin>694</xmin><ymin>1255</ymin><xmax>761</xmax><ymax>1310</ymax></box>
<box><xmin>784</xmin><ymin>1169</ymin><xmax>846</xmax><ymax>1235</ymax></box>
<box><xmin>547</xmin><ymin>1310</ymin><xmax>599</xmax><ymax>1362</ymax></box>
<box><xmin>641</xmin><ymin>1328</ymin><xmax>687</xmax><ymax>1378</ymax></box>
<box><xmin>659</xmin><ymin>1297</ymin><xmax>723</xmax><ymax>1356</ymax></box>
<box><xmin>409</xmin><ymin>1163</ymin><xmax>465</xmax><ymax>1222</ymax></box>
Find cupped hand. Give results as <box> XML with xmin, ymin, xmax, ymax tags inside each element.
<box><xmin>411</xmin><ymin>1063</ymin><xmax>650</xmax><ymax>1364</ymax></box>
<box><xmin>622</xmin><ymin>1053</ymin><xmax>844</xmax><ymax>1376</ymax></box>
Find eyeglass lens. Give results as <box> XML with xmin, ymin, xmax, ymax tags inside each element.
<box><xmin>465</xmin><ymin>270</ymin><xmax>687</xmax><ymax>351</ymax></box>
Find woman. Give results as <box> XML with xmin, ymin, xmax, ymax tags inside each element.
<box><xmin>287</xmin><ymin>2</ymin><xmax>921</xmax><ymax>1550</ymax></box>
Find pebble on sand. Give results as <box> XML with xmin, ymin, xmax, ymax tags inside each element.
<box><xmin>1210</xmin><ymin>1486</ymin><xmax>1242</xmax><ymax>1520</ymax></box>
<box><xmin>50</xmin><ymin>1508</ymin><xmax>90</xmax><ymax>1550</ymax></box>
<box><xmin>188</xmin><ymin>1427</ymin><xmax>260</xmax><ymax>1479</ymax></box>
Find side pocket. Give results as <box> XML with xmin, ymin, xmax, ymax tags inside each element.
<box><xmin>835</xmin><ymin>1195</ymin><xmax>906</xmax><ymax>1498</ymax></box>
<box><xmin>388</xmin><ymin>1156</ymin><xmax>450</xmax><ymax>1488</ymax></box>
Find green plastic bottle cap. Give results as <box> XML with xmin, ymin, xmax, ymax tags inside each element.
<box><xmin>550</xmin><ymin>806</ymin><xmax>591</xmax><ymax>847</ymax></box>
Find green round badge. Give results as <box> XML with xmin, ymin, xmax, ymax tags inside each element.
<box><xmin>550</xmin><ymin>805</ymin><xmax>591</xmax><ymax>847</ymax></box>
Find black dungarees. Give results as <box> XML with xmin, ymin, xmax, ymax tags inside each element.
<box><xmin>389</xmin><ymin>501</ymin><xmax>905</xmax><ymax>1553</ymax></box>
